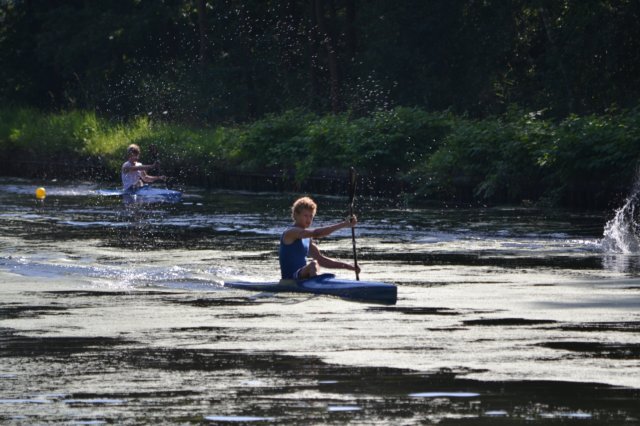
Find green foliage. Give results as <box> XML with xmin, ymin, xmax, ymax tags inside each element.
<box><xmin>543</xmin><ymin>109</ymin><xmax>640</xmax><ymax>206</ymax></box>
<box><xmin>414</xmin><ymin>109</ymin><xmax>553</xmax><ymax>203</ymax></box>
<box><xmin>0</xmin><ymin>107</ymin><xmax>101</xmax><ymax>157</ymax></box>
<box><xmin>0</xmin><ymin>107</ymin><xmax>228</xmax><ymax>180</ymax></box>
<box><xmin>352</xmin><ymin>108</ymin><xmax>453</xmax><ymax>176</ymax></box>
<box><xmin>1</xmin><ymin>106</ymin><xmax>639</xmax><ymax>208</ymax></box>
<box><xmin>235</xmin><ymin>109</ymin><xmax>316</xmax><ymax>174</ymax></box>
<box><xmin>234</xmin><ymin>107</ymin><xmax>454</xmax><ymax>183</ymax></box>
<box><xmin>411</xmin><ymin>107</ymin><xmax>640</xmax><ymax>207</ymax></box>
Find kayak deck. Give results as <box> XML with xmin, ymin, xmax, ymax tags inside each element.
<box><xmin>224</xmin><ymin>273</ymin><xmax>397</xmax><ymax>305</ymax></box>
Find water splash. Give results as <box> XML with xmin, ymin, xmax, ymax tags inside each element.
<box><xmin>602</xmin><ymin>173</ymin><xmax>640</xmax><ymax>253</ymax></box>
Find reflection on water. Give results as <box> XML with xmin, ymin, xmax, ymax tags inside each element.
<box><xmin>602</xmin><ymin>252</ymin><xmax>640</xmax><ymax>274</ymax></box>
<box><xmin>1</xmin><ymin>178</ymin><xmax>639</xmax><ymax>424</ymax></box>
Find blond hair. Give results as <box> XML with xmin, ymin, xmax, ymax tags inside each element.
<box><xmin>126</xmin><ymin>144</ymin><xmax>140</xmax><ymax>156</ymax></box>
<box><xmin>291</xmin><ymin>196</ymin><xmax>317</xmax><ymax>219</ymax></box>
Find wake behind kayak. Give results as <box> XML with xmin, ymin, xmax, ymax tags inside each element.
<box><xmin>224</xmin><ymin>273</ymin><xmax>397</xmax><ymax>305</ymax></box>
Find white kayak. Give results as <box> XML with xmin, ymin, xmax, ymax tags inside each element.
<box><xmin>96</xmin><ymin>185</ymin><xmax>182</xmax><ymax>203</ymax></box>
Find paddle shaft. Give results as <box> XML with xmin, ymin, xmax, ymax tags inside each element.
<box><xmin>349</xmin><ymin>167</ymin><xmax>360</xmax><ymax>281</ymax></box>
<box><xmin>149</xmin><ymin>144</ymin><xmax>161</xmax><ymax>175</ymax></box>
<box><xmin>350</xmin><ymin>206</ymin><xmax>359</xmax><ymax>281</ymax></box>
<box><xmin>149</xmin><ymin>144</ymin><xmax>169</xmax><ymax>187</ymax></box>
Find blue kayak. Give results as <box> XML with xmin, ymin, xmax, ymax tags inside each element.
<box><xmin>96</xmin><ymin>186</ymin><xmax>182</xmax><ymax>203</ymax></box>
<box><xmin>224</xmin><ymin>273</ymin><xmax>397</xmax><ymax>305</ymax></box>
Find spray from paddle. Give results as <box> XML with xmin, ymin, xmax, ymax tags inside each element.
<box><xmin>602</xmin><ymin>168</ymin><xmax>640</xmax><ymax>253</ymax></box>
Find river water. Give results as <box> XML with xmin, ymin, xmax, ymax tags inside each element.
<box><xmin>0</xmin><ymin>177</ymin><xmax>639</xmax><ymax>424</ymax></box>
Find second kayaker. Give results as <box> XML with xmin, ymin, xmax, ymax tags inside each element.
<box><xmin>279</xmin><ymin>196</ymin><xmax>360</xmax><ymax>280</ymax></box>
<box><xmin>121</xmin><ymin>144</ymin><xmax>166</xmax><ymax>192</ymax></box>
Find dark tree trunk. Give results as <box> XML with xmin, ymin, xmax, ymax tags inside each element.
<box><xmin>245</xmin><ymin>68</ymin><xmax>256</xmax><ymax>119</ymax></box>
<box><xmin>345</xmin><ymin>0</ymin><xmax>356</xmax><ymax>61</ymax></box>
<box><xmin>196</xmin><ymin>0</ymin><xmax>208</xmax><ymax>64</ymax></box>
<box><xmin>539</xmin><ymin>6</ymin><xmax>574</xmax><ymax>114</ymax></box>
<box><xmin>314</xmin><ymin>0</ymin><xmax>341</xmax><ymax>113</ymax></box>
<box><xmin>307</xmin><ymin>0</ymin><xmax>321</xmax><ymax>110</ymax></box>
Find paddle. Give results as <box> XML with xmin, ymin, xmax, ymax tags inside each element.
<box><xmin>348</xmin><ymin>167</ymin><xmax>360</xmax><ymax>281</ymax></box>
<box><xmin>149</xmin><ymin>143</ymin><xmax>160</xmax><ymax>170</ymax></box>
<box><xmin>149</xmin><ymin>143</ymin><xmax>168</xmax><ymax>187</ymax></box>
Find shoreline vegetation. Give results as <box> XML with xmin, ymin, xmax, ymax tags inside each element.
<box><xmin>1</xmin><ymin>106</ymin><xmax>638</xmax><ymax>209</ymax></box>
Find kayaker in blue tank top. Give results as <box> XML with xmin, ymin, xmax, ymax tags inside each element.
<box><xmin>279</xmin><ymin>196</ymin><xmax>361</xmax><ymax>280</ymax></box>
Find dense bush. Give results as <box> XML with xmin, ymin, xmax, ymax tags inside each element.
<box><xmin>413</xmin><ymin>110</ymin><xmax>552</xmax><ymax>204</ymax></box>
<box><xmin>412</xmin><ymin>108</ymin><xmax>640</xmax><ymax>207</ymax></box>
<box><xmin>353</xmin><ymin>108</ymin><xmax>453</xmax><ymax>176</ymax></box>
<box><xmin>235</xmin><ymin>109</ymin><xmax>316</xmax><ymax>177</ymax></box>
<box><xmin>232</xmin><ymin>107</ymin><xmax>454</xmax><ymax>184</ymax></box>
<box><xmin>543</xmin><ymin>109</ymin><xmax>640</xmax><ymax>207</ymax></box>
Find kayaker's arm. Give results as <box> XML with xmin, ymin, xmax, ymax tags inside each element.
<box><xmin>309</xmin><ymin>243</ymin><xmax>361</xmax><ymax>273</ymax></box>
<box><xmin>122</xmin><ymin>161</ymin><xmax>159</xmax><ymax>173</ymax></box>
<box><xmin>284</xmin><ymin>217</ymin><xmax>357</xmax><ymax>243</ymax></box>
<box><xmin>122</xmin><ymin>161</ymin><xmax>166</xmax><ymax>183</ymax></box>
<box><xmin>140</xmin><ymin>172</ymin><xmax>166</xmax><ymax>184</ymax></box>
<box><xmin>311</xmin><ymin>217</ymin><xmax>356</xmax><ymax>239</ymax></box>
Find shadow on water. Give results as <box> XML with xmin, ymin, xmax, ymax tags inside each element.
<box><xmin>1</xmin><ymin>321</ymin><xmax>639</xmax><ymax>424</ymax></box>
<box><xmin>362</xmin><ymin>251</ymin><xmax>605</xmax><ymax>270</ymax></box>
<box><xmin>537</xmin><ymin>341</ymin><xmax>640</xmax><ymax>359</ymax></box>
<box><xmin>558</xmin><ymin>322</ymin><xmax>640</xmax><ymax>333</ymax></box>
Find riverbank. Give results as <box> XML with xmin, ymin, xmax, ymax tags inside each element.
<box><xmin>1</xmin><ymin>106</ymin><xmax>638</xmax><ymax>207</ymax></box>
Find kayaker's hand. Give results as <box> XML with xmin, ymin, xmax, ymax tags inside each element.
<box><xmin>158</xmin><ymin>175</ymin><xmax>166</xmax><ymax>181</ymax></box>
<box><xmin>347</xmin><ymin>215</ymin><xmax>357</xmax><ymax>227</ymax></box>
<box><xmin>153</xmin><ymin>160</ymin><xmax>160</xmax><ymax>169</ymax></box>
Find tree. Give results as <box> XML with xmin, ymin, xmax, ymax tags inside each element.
<box><xmin>1</xmin><ymin>0</ymin><xmax>639</xmax><ymax>121</ymax></box>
